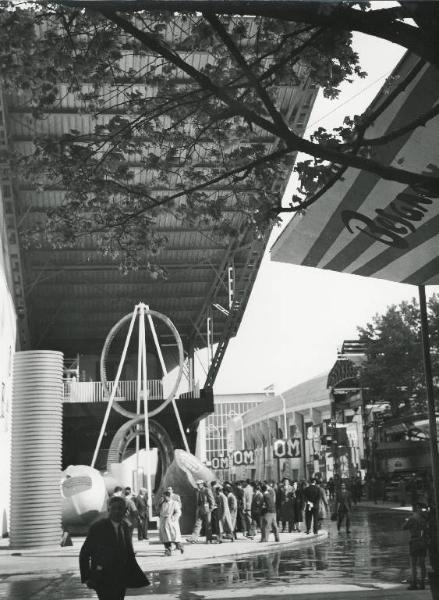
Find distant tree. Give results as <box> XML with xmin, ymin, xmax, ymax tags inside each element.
<box><xmin>358</xmin><ymin>295</ymin><xmax>439</xmax><ymax>417</ymax></box>
<box><xmin>1</xmin><ymin>1</ymin><xmax>439</xmax><ymax>270</ymax></box>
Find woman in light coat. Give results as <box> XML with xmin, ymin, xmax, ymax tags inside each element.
<box><xmin>224</xmin><ymin>483</ymin><xmax>238</xmax><ymax>539</ymax></box>
<box><xmin>215</xmin><ymin>485</ymin><xmax>234</xmax><ymax>542</ymax></box>
<box><xmin>158</xmin><ymin>490</ymin><xmax>183</xmax><ymax>555</ymax></box>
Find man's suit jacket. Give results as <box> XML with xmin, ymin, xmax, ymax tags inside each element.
<box><xmin>304</xmin><ymin>484</ymin><xmax>321</xmax><ymax>506</ymax></box>
<box><xmin>79</xmin><ymin>518</ymin><xmax>149</xmax><ymax>589</ymax></box>
<box><xmin>196</xmin><ymin>486</ymin><xmax>214</xmax><ymax>510</ymax></box>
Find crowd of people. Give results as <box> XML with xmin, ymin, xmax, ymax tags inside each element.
<box><xmin>186</xmin><ymin>475</ymin><xmax>357</xmax><ymax>546</ymax></box>
<box><xmin>101</xmin><ymin>476</ymin><xmax>358</xmax><ymax>558</ymax></box>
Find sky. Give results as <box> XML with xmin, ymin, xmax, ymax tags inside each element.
<box><xmin>199</xmin><ymin>30</ymin><xmax>439</xmax><ymax>396</ymax></box>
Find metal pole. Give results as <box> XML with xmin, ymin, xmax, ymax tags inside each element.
<box><xmin>91</xmin><ymin>306</ymin><xmax>138</xmax><ymax>468</ymax></box>
<box><xmin>418</xmin><ymin>285</ymin><xmax>439</xmax><ymax>553</ymax></box>
<box><xmin>139</xmin><ymin>305</ymin><xmax>153</xmax><ymax>521</ymax></box>
<box><xmin>136</xmin><ymin>312</ymin><xmax>142</xmax><ymax>482</ymax></box>
<box><xmin>147</xmin><ymin>311</ymin><xmax>190</xmax><ymax>453</ymax></box>
<box><xmin>280</xmin><ymin>394</ymin><xmax>288</xmax><ymax>439</ymax></box>
<box><xmin>300</xmin><ymin>413</ymin><xmax>307</xmax><ymax>480</ymax></box>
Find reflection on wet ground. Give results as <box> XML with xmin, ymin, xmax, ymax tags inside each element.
<box><xmin>1</xmin><ymin>507</ymin><xmax>411</xmax><ymax>598</ymax></box>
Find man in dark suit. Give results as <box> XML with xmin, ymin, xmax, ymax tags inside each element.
<box><xmin>304</xmin><ymin>479</ymin><xmax>321</xmax><ymax>534</ymax></box>
<box><xmin>79</xmin><ymin>495</ymin><xmax>149</xmax><ymax>600</ymax></box>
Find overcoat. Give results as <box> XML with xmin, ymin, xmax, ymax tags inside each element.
<box><xmin>216</xmin><ymin>491</ymin><xmax>233</xmax><ymax>534</ymax></box>
<box><xmin>159</xmin><ymin>498</ymin><xmax>182</xmax><ymax>543</ymax></box>
<box><xmin>79</xmin><ymin>518</ymin><xmax>149</xmax><ymax>589</ymax></box>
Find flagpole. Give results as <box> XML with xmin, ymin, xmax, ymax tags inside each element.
<box><xmin>418</xmin><ymin>285</ymin><xmax>439</xmax><ymax>555</ymax></box>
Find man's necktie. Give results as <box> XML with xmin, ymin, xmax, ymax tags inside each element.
<box><xmin>117</xmin><ymin>523</ymin><xmax>126</xmax><ymax>555</ymax></box>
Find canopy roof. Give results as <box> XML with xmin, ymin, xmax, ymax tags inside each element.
<box><xmin>4</xmin><ymin>17</ymin><xmax>317</xmax><ymax>384</ymax></box>
<box><xmin>271</xmin><ymin>52</ymin><xmax>439</xmax><ymax>286</ymax></box>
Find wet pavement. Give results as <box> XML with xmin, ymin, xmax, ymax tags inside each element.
<box><xmin>0</xmin><ymin>505</ymin><xmax>433</xmax><ymax>600</ymax></box>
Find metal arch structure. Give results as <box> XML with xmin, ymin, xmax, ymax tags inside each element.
<box><xmin>106</xmin><ymin>416</ymin><xmax>174</xmax><ymax>482</ymax></box>
<box><xmin>100</xmin><ymin>306</ymin><xmax>184</xmax><ymax>419</ymax></box>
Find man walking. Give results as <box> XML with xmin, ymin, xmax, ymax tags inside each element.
<box><xmin>403</xmin><ymin>503</ymin><xmax>429</xmax><ymax>590</ymax></box>
<box><xmin>304</xmin><ymin>479</ymin><xmax>321</xmax><ymax>534</ymax></box>
<box><xmin>79</xmin><ymin>495</ymin><xmax>149</xmax><ymax>600</ymax></box>
<box><xmin>260</xmin><ymin>483</ymin><xmax>279</xmax><ymax>542</ymax></box>
<box><xmin>190</xmin><ymin>479</ymin><xmax>215</xmax><ymax>543</ymax></box>
<box><xmin>335</xmin><ymin>482</ymin><xmax>353</xmax><ymax>534</ymax></box>
<box><xmin>134</xmin><ymin>488</ymin><xmax>149</xmax><ymax>541</ymax></box>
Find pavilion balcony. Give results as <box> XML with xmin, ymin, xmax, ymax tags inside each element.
<box><xmin>63</xmin><ymin>379</ymin><xmax>164</xmax><ymax>403</ymax></box>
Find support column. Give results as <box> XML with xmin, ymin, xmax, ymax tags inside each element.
<box><xmin>10</xmin><ymin>350</ymin><xmax>63</xmax><ymax>547</ymax></box>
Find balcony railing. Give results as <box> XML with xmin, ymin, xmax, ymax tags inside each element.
<box><xmin>63</xmin><ymin>379</ymin><xmax>164</xmax><ymax>403</ymax></box>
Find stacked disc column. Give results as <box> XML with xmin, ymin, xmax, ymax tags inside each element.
<box><xmin>10</xmin><ymin>350</ymin><xmax>64</xmax><ymax>548</ymax></box>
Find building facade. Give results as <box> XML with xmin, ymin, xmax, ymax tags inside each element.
<box><xmin>226</xmin><ymin>375</ymin><xmax>332</xmax><ymax>482</ymax></box>
<box><xmin>197</xmin><ymin>392</ymin><xmax>269</xmax><ymax>478</ymax></box>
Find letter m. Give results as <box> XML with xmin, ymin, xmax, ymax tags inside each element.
<box><xmin>287</xmin><ymin>438</ymin><xmax>301</xmax><ymax>458</ymax></box>
<box><xmin>243</xmin><ymin>450</ymin><xmax>254</xmax><ymax>465</ymax></box>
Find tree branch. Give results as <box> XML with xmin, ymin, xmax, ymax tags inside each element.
<box><xmin>203</xmin><ymin>11</ymin><xmax>290</xmax><ymax>136</ymax></box>
<box><xmin>99</xmin><ymin>10</ymin><xmax>439</xmax><ymax>194</ymax></box>
<box><xmin>364</xmin><ymin>104</ymin><xmax>439</xmax><ymax>148</ymax></box>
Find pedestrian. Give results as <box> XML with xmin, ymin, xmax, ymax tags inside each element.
<box><xmin>327</xmin><ymin>478</ymin><xmax>335</xmax><ymax>501</ymax></box>
<box><xmin>260</xmin><ymin>482</ymin><xmax>279</xmax><ymax>542</ymax></box>
<box><xmin>123</xmin><ymin>487</ymin><xmax>139</xmax><ymax>538</ymax></box>
<box><xmin>294</xmin><ymin>481</ymin><xmax>306</xmax><ymax>532</ymax></box>
<box><xmin>79</xmin><ymin>495</ymin><xmax>150</xmax><ymax>600</ymax></box>
<box><xmin>159</xmin><ymin>490</ymin><xmax>184</xmax><ymax>555</ymax></box>
<box><xmin>317</xmin><ymin>480</ymin><xmax>329</xmax><ymax>531</ymax></box>
<box><xmin>354</xmin><ymin>475</ymin><xmax>363</xmax><ymax>503</ymax></box>
<box><xmin>224</xmin><ymin>483</ymin><xmax>238</xmax><ymax>539</ymax></box>
<box><xmin>335</xmin><ymin>482</ymin><xmax>352</xmax><ymax>534</ymax></box>
<box><xmin>210</xmin><ymin>480</ymin><xmax>220</xmax><ymax>541</ymax></box>
<box><xmin>250</xmin><ymin>483</ymin><xmax>264</xmax><ymax>534</ymax></box>
<box><xmin>214</xmin><ymin>484</ymin><xmax>234</xmax><ymax>542</ymax></box>
<box><xmin>235</xmin><ymin>481</ymin><xmax>245</xmax><ymax>535</ymax></box>
<box><xmin>134</xmin><ymin>487</ymin><xmax>149</xmax><ymax>541</ymax></box>
<box><xmin>403</xmin><ymin>503</ymin><xmax>429</xmax><ymax>590</ymax></box>
<box><xmin>279</xmin><ymin>478</ymin><xmax>294</xmax><ymax>532</ymax></box>
<box><xmin>243</xmin><ymin>479</ymin><xmax>254</xmax><ymax>537</ymax></box>
<box><xmin>304</xmin><ymin>479</ymin><xmax>321</xmax><ymax>534</ymax></box>
<box><xmin>189</xmin><ymin>479</ymin><xmax>215</xmax><ymax>543</ymax></box>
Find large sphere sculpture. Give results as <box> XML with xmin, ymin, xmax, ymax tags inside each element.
<box><xmin>61</xmin><ymin>465</ymin><xmax>107</xmax><ymax>532</ymax></box>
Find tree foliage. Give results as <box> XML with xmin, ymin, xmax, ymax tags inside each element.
<box><xmin>1</xmin><ymin>1</ymin><xmax>439</xmax><ymax>271</ymax></box>
<box><xmin>358</xmin><ymin>295</ymin><xmax>439</xmax><ymax>417</ymax></box>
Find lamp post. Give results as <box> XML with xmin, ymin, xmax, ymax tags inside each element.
<box><xmin>279</xmin><ymin>394</ymin><xmax>288</xmax><ymax>440</ymax></box>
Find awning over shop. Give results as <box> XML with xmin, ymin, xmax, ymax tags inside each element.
<box><xmin>271</xmin><ymin>53</ymin><xmax>439</xmax><ymax>285</ymax></box>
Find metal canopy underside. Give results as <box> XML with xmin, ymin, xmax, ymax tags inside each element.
<box><xmin>4</xmin><ymin>23</ymin><xmax>317</xmax><ymax>384</ymax></box>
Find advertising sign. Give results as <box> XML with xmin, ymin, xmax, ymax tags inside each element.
<box><xmin>210</xmin><ymin>455</ymin><xmax>230</xmax><ymax>470</ymax></box>
<box><xmin>210</xmin><ymin>449</ymin><xmax>255</xmax><ymax>469</ymax></box>
<box><xmin>232</xmin><ymin>449</ymin><xmax>254</xmax><ymax>466</ymax></box>
<box><xmin>273</xmin><ymin>438</ymin><xmax>301</xmax><ymax>459</ymax></box>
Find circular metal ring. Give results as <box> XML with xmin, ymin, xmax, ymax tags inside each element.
<box><xmin>100</xmin><ymin>308</ymin><xmax>184</xmax><ymax>418</ymax></box>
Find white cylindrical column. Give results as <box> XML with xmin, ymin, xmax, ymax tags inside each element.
<box><xmin>10</xmin><ymin>350</ymin><xmax>63</xmax><ymax>548</ymax></box>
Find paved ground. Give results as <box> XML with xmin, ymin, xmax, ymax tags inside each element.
<box><xmin>1</xmin><ymin>502</ymin><xmax>435</xmax><ymax>600</ymax></box>
<box><xmin>0</xmin><ymin>529</ymin><xmax>328</xmax><ymax>577</ymax></box>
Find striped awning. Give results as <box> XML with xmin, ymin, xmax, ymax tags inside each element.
<box><xmin>271</xmin><ymin>53</ymin><xmax>439</xmax><ymax>285</ymax></box>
